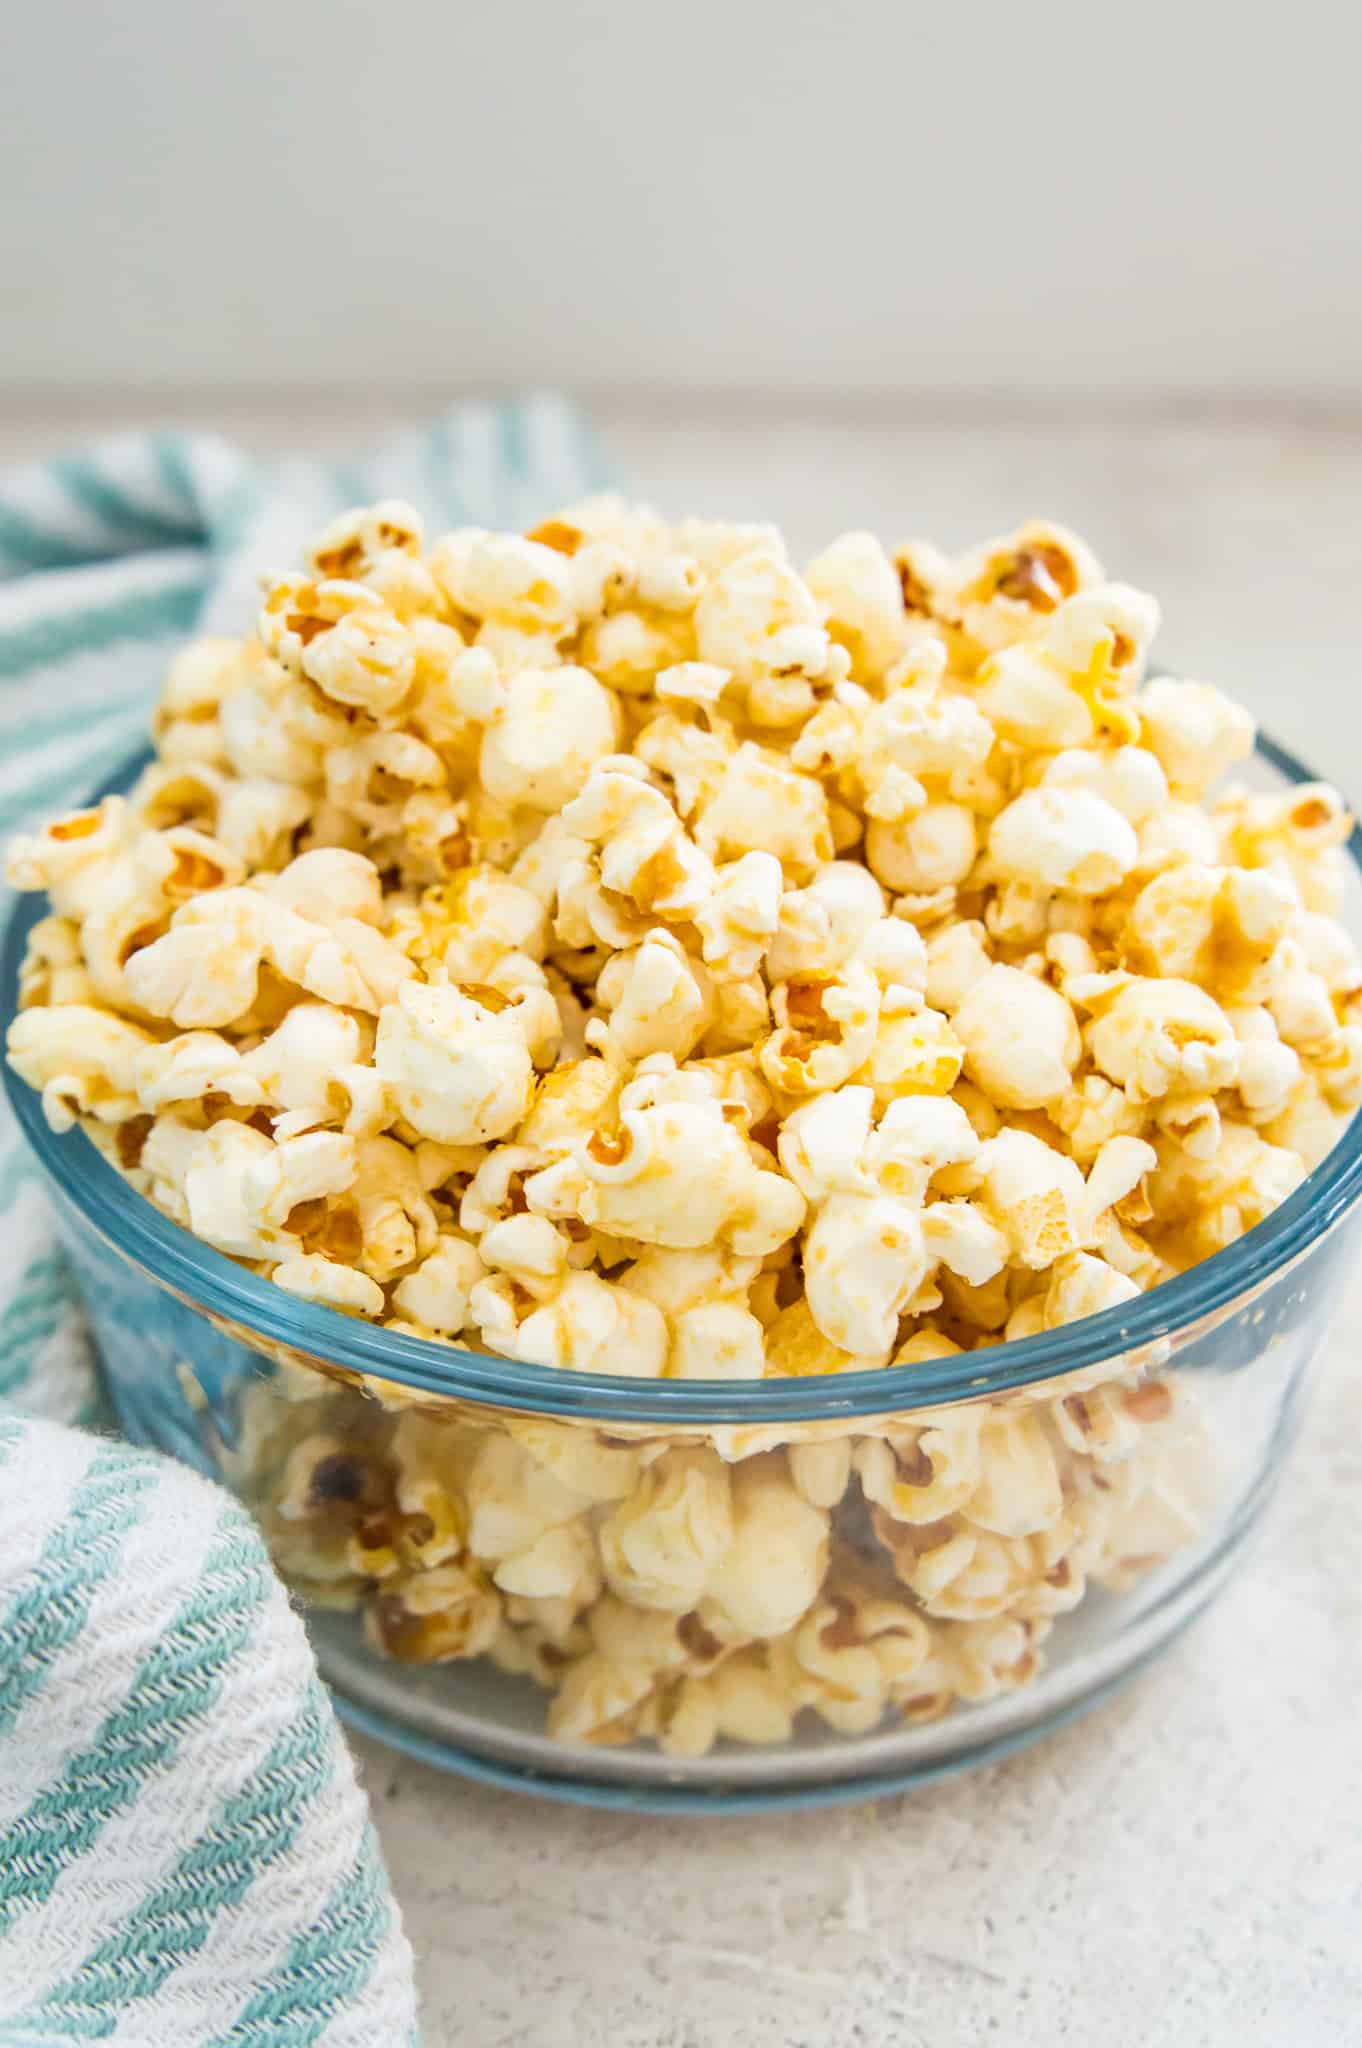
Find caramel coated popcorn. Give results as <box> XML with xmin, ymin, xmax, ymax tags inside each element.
<box><xmin>234</xmin><ymin>1367</ymin><xmax>1213</xmax><ymax>1754</ymax></box>
<box><xmin>9</xmin><ymin>499</ymin><xmax>1356</xmax><ymax>1754</ymax></box>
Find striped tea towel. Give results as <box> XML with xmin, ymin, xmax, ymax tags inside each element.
<box><xmin>0</xmin><ymin>397</ymin><xmax>606</xmax><ymax>2044</ymax></box>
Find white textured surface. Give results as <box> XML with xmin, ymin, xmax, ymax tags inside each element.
<box><xmin>5</xmin><ymin>400</ymin><xmax>1362</xmax><ymax>2045</ymax></box>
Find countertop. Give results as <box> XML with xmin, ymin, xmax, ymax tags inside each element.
<box><xmin>4</xmin><ymin>399</ymin><xmax>1361</xmax><ymax>2046</ymax></box>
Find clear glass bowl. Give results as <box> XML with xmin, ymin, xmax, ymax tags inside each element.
<box><xmin>5</xmin><ymin>736</ymin><xmax>1361</xmax><ymax>1814</ymax></box>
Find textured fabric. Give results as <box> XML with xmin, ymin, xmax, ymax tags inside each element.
<box><xmin>0</xmin><ymin>400</ymin><xmax>605</xmax><ymax>2043</ymax></box>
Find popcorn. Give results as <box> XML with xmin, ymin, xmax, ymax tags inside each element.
<box><xmin>1043</xmin><ymin>583</ymin><xmax>1161</xmax><ymax>690</ymax></box>
<box><xmin>866</xmin><ymin>801</ymin><xmax>978</xmax><ymax>896</ymax></box>
<box><xmin>274</xmin><ymin>1254</ymin><xmax>386</xmax><ymax>1318</ymax></box>
<box><xmin>1138</xmin><ymin>678</ymin><xmax>1255</xmax><ymax>797</ymax></box>
<box><xmin>988</xmin><ymin>787</ymin><xmax>1139</xmax><ymax>896</ymax></box>
<box><xmin>857</xmin><ymin>1414</ymin><xmax>982</xmax><ymax>1523</ymax></box>
<box><xmin>237</xmin><ymin>1001</ymin><xmax>380</xmax><ymax>1137</ymax></box>
<box><xmin>475</xmin><ymin>1267</ymin><xmax>671</xmax><ymax>1377</ymax></box>
<box><xmin>390</xmin><ymin>1234</ymin><xmax>485</xmax><ymax>1335</ymax></box>
<box><xmin>976</xmin><ymin>650</ymin><xmax>1096</xmax><ymax>752</ymax></box>
<box><xmin>1041</xmin><ymin>744</ymin><xmax>1169</xmax><ymax>825</ymax></box>
<box><xmin>701</xmin><ymin>1456</ymin><xmax>830</xmax><ymax>1639</ymax></box>
<box><xmin>947</xmin><ymin>1615</ymin><xmax>1053</xmax><ymax>1697</ymax></box>
<box><xmin>217</xmin><ymin>652</ymin><xmax>348</xmax><ymax>789</ymax></box>
<box><xmin>1148</xmin><ymin>1119</ymin><xmax>1306</xmax><ymax>1261</ymax></box>
<box><xmin>374</xmin><ymin>979</ymin><xmax>540</xmax><ymax>1144</ymax></box>
<box><xmin>16</xmin><ymin>915</ymin><xmax>94</xmax><ymax>1011</ymax></box>
<box><xmin>1042</xmin><ymin>1250</ymin><xmax>1143</xmax><ymax>1331</ymax></box>
<box><xmin>693</xmin><ymin>742</ymin><xmax>835</xmax><ymax>879</ymax></box>
<box><xmin>6</xmin><ymin>798</ymin><xmax>136</xmax><ymax>917</ymax></box>
<box><xmin>765</xmin><ymin>861</ymin><xmax>886</xmax><ymax>982</ymax></box>
<box><xmin>669</xmin><ymin>1301</ymin><xmax>767</xmax><ymax>1379</ymax></box>
<box><xmin>135</xmin><ymin>1030</ymin><xmax>267</xmax><ymax>1116</ymax></box>
<box><xmin>1265</xmin><ymin>1077</ymin><xmax>1351</xmax><ymax>1168</ymax></box>
<box><xmin>6</xmin><ymin>1002</ymin><xmax>154</xmax><ymax>1130</ymax></box>
<box><xmin>693</xmin><ymin>851</ymin><xmax>783</xmax><ymax>980</ymax></box>
<box><xmin>1121</xmin><ymin>863</ymin><xmax>1295</xmax><ymax>1001</ymax></box>
<box><xmin>694</xmin><ymin>544</ymin><xmax>842</xmax><ymax>719</ymax></box>
<box><xmin>564</xmin><ymin>1065</ymin><xmax>805</xmax><ymax>1257</ymax></box>
<box><xmin>306</xmin><ymin>501</ymin><xmax>433</xmax><ymax>612</ymax></box>
<box><xmin>183</xmin><ymin>1122</ymin><xmax>357</xmax><ymax>1260</ymax></box>
<box><xmin>803</xmin><ymin>1192</ymin><xmax>931</xmax><ymax>1358</ymax></box>
<box><xmin>323</xmin><ymin>733</ymin><xmax>445</xmax><ymax>844</ymax></box>
<box><xmin>576</xmin><ymin>607</ymin><xmax>694</xmax><ymax>698</ymax></box>
<box><xmin>10</xmin><ymin>496</ymin><xmax>1354</xmax><ymax>1760</ymax></box>
<box><xmin>560</xmin><ymin>764</ymin><xmax>715</xmax><ymax>921</ymax></box>
<box><xmin>951</xmin><ymin>965</ymin><xmax>1080</xmax><ymax>1109</ymax></box>
<box><xmin>589</xmin><ymin>929</ymin><xmax>713</xmax><ymax>1062</ymax></box>
<box><xmin>954</xmin><ymin>521</ymin><xmax>1104</xmax><ymax>651</ymax></box>
<box><xmin>1082</xmin><ymin>976</ymin><xmax>1239</xmax><ymax>1102</ymax></box>
<box><xmin>348</xmin><ymin>1134</ymin><xmax>441</xmax><ymax>1280</ymax></box>
<box><xmin>971</xmin><ymin>1129</ymin><xmax>1090</xmax><ymax>1268</ymax></box>
<box><xmin>504</xmin><ymin>1419</ymin><xmax>643</xmax><ymax>1503</ymax></box>
<box><xmin>964</xmin><ymin>1409</ymin><xmax>1063</xmax><ymax>1536</ymax></box>
<box><xmin>139</xmin><ymin>1112</ymin><xmax>207</xmax><ymax>1221</ymax></box>
<box><xmin>795</xmin><ymin>673</ymin><xmax>995</xmax><ymax>824</ymax></box>
<box><xmin>124</xmin><ymin>886</ymin><xmax>413</xmax><ymax>1027</ymax></box>
<box><xmin>874</xmin><ymin>1512</ymin><xmax>1075</xmax><ymax>1623</ymax></box>
<box><xmin>208</xmin><ymin>777</ymin><xmax>316</xmax><ymax>871</ymax></box>
<box><xmin>1083</xmin><ymin>1133</ymin><xmax>1158</xmax><ymax>1223</ymax></box>
<box><xmin>430</xmin><ymin>527</ymin><xmax>576</xmax><ymax>627</ymax></box>
<box><xmin>151</xmin><ymin>637</ymin><xmax>244</xmax><ymax>766</ymax></box>
<box><xmin>1225</xmin><ymin>1006</ymin><xmax>1301</xmax><ymax>1121</ymax></box>
<box><xmin>763</xmin><ymin>1297</ymin><xmax>884</xmax><ymax>1376</ymax></box>
<box><xmin>804</xmin><ymin>531</ymin><xmax>909</xmax><ymax>683</ymax></box>
<box><xmin>367</xmin><ymin>1564</ymin><xmax>502</xmax><ymax>1665</ymax></box>
<box><xmin>598</xmin><ymin>1448</ymin><xmax>733</xmax><ymax>1611</ymax></box>
<box><xmin>617</xmin><ymin>1242</ymin><xmax>761</xmax><ymax>1314</ymax></box>
<box><xmin>759</xmin><ymin>963</ymin><xmax>881</xmax><ymax>1096</ymax></box>
<box><xmin>491</xmin><ymin>1517</ymin><xmax>599</xmax><ymax>1602</ymax></box>
<box><xmin>925</xmin><ymin>919</ymin><xmax>993</xmax><ymax>1013</ymax></box>
<box><xmin>544</xmin><ymin>1652</ymin><xmax>657</xmax><ymax>1746</ymax></box>
<box><xmin>478</xmin><ymin>666</ymin><xmax>620</xmax><ymax>813</ymax></box>
<box><xmin>260</xmin><ymin>576</ymin><xmax>417</xmax><ymax>716</ymax></box>
<box><xmin>450</xmin><ymin>1433</ymin><xmax>595</xmax><ymax>1579</ymax></box>
<box><xmin>770</xmin><ymin>1574</ymin><xmax>933</xmax><ymax>1735</ymax></box>
<box><xmin>787</xmin><ymin>1438</ymin><xmax>853</xmax><ymax>1508</ymax></box>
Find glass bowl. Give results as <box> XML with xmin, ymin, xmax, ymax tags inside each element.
<box><xmin>5</xmin><ymin>736</ymin><xmax>1361</xmax><ymax>1814</ymax></box>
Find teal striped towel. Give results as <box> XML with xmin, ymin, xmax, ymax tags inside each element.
<box><xmin>0</xmin><ymin>399</ymin><xmax>605</xmax><ymax>2044</ymax></box>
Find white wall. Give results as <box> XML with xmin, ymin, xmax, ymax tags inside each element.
<box><xmin>3</xmin><ymin>0</ymin><xmax>1360</xmax><ymax>399</ymax></box>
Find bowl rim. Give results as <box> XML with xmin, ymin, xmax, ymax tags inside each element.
<box><xmin>5</xmin><ymin>733</ymin><xmax>1362</xmax><ymax>1424</ymax></box>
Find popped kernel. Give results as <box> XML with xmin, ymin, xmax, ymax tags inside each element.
<box><xmin>1138</xmin><ymin>678</ymin><xmax>1256</xmax><ymax>798</ymax></box>
<box><xmin>1082</xmin><ymin>976</ymin><xmax>1239</xmax><ymax>1102</ymax></box>
<box><xmin>988</xmin><ymin>786</ymin><xmax>1138</xmax><ymax>896</ymax></box>
<box><xmin>6</xmin><ymin>1002</ymin><xmax>154</xmax><ymax>1130</ymax></box>
<box><xmin>374</xmin><ymin>979</ymin><xmax>541</xmax><ymax>1144</ymax></box>
<box><xmin>866</xmin><ymin>801</ymin><xmax>978</xmax><ymax>896</ymax></box>
<box><xmin>478</xmin><ymin>666</ymin><xmax>620</xmax><ymax>814</ymax></box>
<box><xmin>951</xmin><ymin>965</ymin><xmax>1080</xmax><ymax>1109</ymax></box>
<box><xmin>274</xmin><ymin>1253</ymin><xmax>386</xmax><ymax>1318</ymax></box>
<box><xmin>124</xmin><ymin>885</ymin><xmax>413</xmax><ymax>1027</ymax></box>
<box><xmin>693</xmin><ymin>543</ymin><xmax>841</xmax><ymax>716</ymax></box>
<box><xmin>700</xmin><ymin>1456</ymin><xmax>830</xmax><ymax>1639</ymax></box>
<box><xmin>565</xmin><ymin>1065</ymin><xmax>805</xmax><ymax>1257</ymax></box>
<box><xmin>598</xmin><ymin>1447</ymin><xmax>733</xmax><ymax>1612</ymax></box>
<box><xmin>804</xmin><ymin>530</ymin><xmax>909</xmax><ymax>683</ymax></box>
<box><xmin>391</xmin><ymin>1234</ymin><xmax>486</xmax><ymax>1335</ymax></box>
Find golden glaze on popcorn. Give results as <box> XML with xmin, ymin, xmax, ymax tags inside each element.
<box><xmin>7</xmin><ymin>497</ymin><xmax>1359</xmax><ymax>1753</ymax></box>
